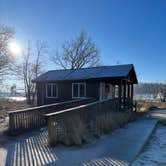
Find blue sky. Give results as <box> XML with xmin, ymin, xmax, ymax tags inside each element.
<box><xmin>1</xmin><ymin>0</ymin><xmax>166</xmax><ymax>83</ymax></box>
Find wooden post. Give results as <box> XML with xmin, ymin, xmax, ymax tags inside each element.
<box><xmin>48</xmin><ymin>116</ymin><xmax>57</xmax><ymax>146</ymax></box>
<box><xmin>123</xmin><ymin>80</ymin><xmax>126</xmax><ymax>108</ymax></box>
<box><xmin>112</xmin><ymin>85</ymin><xmax>115</xmax><ymax>99</ymax></box>
<box><xmin>131</xmin><ymin>84</ymin><xmax>133</xmax><ymax>104</ymax></box>
<box><xmin>9</xmin><ymin>113</ymin><xmax>14</xmax><ymax>135</ymax></box>
<box><xmin>118</xmin><ymin>81</ymin><xmax>122</xmax><ymax>111</ymax></box>
<box><xmin>127</xmin><ymin>83</ymin><xmax>130</xmax><ymax>104</ymax></box>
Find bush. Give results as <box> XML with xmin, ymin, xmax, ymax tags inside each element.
<box><xmin>57</xmin><ymin>113</ymin><xmax>89</xmax><ymax>146</ymax></box>
<box><xmin>54</xmin><ymin>110</ymin><xmax>139</xmax><ymax>146</ymax></box>
<box><xmin>96</xmin><ymin>111</ymin><xmax>134</xmax><ymax>135</ymax></box>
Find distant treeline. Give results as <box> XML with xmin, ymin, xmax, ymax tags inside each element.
<box><xmin>134</xmin><ymin>83</ymin><xmax>166</xmax><ymax>95</ymax></box>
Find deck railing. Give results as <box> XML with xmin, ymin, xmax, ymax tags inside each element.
<box><xmin>45</xmin><ymin>98</ymin><xmax>119</xmax><ymax>146</ymax></box>
<box><xmin>8</xmin><ymin>98</ymin><xmax>95</xmax><ymax>135</ymax></box>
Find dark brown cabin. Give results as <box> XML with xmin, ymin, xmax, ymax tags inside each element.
<box><xmin>33</xmin><ymin>64</ymin><xmax>138</xmax><ymax>108</ymax></box>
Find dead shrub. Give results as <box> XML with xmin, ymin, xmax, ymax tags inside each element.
<box><xmin>114</xmin><ymin>112</ymin><xmax>130</xmax><ymax>127</ymax></box>
<box><xmin>96</xmin><ymin>112</ymin><xmax>120</xmax><ymax>134</ymax></box>
<box><xmin>60</xmin><ymin>113</ymin><xmax>89</xmax><ymax>146</ymax></box>
<box><xmin>96</xmin><ymin>111</ymin><xmax>134</xmax><ymax>135</ymax></box>
<box><xmin>55</xmin><ymin>110</ymin><xmax>139</xmax><ymax>146</ymax></box>
<box><xmin>136</xmin><ymin>100</ymin><xmax>166</xmax><ymax>112</ymax></box>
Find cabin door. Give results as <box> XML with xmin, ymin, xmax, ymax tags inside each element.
<box><xmin>100</xmin><ymin>83</ymin><xmax>114</xmax><ymax>101</ymax></box>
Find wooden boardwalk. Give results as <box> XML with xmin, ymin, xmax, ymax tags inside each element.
<box><xmin>82</xmin><ymin>157</ymin><xmax>127</xmax><ymax>166</ymax></box>
<box><xmin>1</xmin><ymin>128</ymin><xmax>128</xmax><ymax>166</ymax></box>
<box><xmin>3</xmin><ymin>129</ymin><xmax>58</xmax><ymax>166</ymax></box>
<box><xmin>1</xmin><ymin>111</ymin><xmax>162</xmax><ymax>166</ymax></box>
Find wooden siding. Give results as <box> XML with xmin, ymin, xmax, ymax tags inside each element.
<box><xmin>36</xmin><ymin>81</ymin><xmax>101</xmax><ymax>106</ymax></box>
<box><xmin>86</xmin><ymin>81</ymin><xmax>99</xmax><ymax>99</ymax></box>
<box><xmin>36</xmin><ymin>78</ymin><xmax>135</xmax><ymax>106</ymax></box>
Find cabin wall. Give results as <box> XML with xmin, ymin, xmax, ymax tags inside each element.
<box><xmin>86</xmin><ymin>81</ymin><xmax>100</xmax><ymax>100</ymax></box>
<box><xmin>36</xmin><ymin>80</ymin><xmax>135</xmax><ymax>106</ymax></box>
<box><xmin>43</xmin><ymin>82</ymin><xmax>72</xmax><ymax>105</ymax></box>
<box><xmin>36</xmin><ymin>81</ymin><xmax>100</xmax><ymax>106</ymax></box>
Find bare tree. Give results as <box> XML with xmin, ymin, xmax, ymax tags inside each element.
<box><xmin>13</xmin><ymin>41</ymin><xmax>47</xmax><ymax>104</ymax></box>
<box><xmin>0</xmin><ymin>26</ymin><xmax>14</xmax><ymax>80</ymax></box>
<box><xmin>51</xmin><ymin>31</ymin><xmax>100</xmax><ymax>69</ymax></box>
<box><xmin>31</xmin><ymin>41</ymin><xmax>48</xmax><ymax>103</ymax></box>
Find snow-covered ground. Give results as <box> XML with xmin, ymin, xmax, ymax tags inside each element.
<box><xmin>0</xmin><ymin>128</ymin><xmax>123</xmax><ymax>166</ymax></box>
<box><xmin>0</xmin><ymin>92</ymin><xmax>26</xmax><ymax>101</ymax></box>
<box><xmin>0</xmin><ymin>118</ymin><xmax>158</xmax><ymax>166</ymax></box>
<box><xmin>1</xmin><ymin>96</ymin><xmax>26</xmax><ymax>102</ymax></box>
<box><xmin>0</xmin><ymin>96</ymin><xmax>26</xmax><ymax>101</ymax></box>
<box><xmin>0</xmin><ymin>109</ymin><xmax>165</xmax><ymax>166</ymax></box>
<box><xmin>132</xmin><ymin>125</ymin><xmax>166</xmax><ymax>166</ymax></box>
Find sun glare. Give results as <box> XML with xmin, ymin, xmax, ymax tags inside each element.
<box><xmin>8</xmin><ymin>41</ymin><xmax>22</xmax><ymax>56</ymax></box>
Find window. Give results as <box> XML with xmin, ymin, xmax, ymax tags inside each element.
<box><xmin>100</xmin><ymin>83</ymin><xmax>114</xmax><ymax>100</ymax></box>
<box><xmin>46</xmin><ymin>83</ymin><xmax>58</xmax><ymax>98</ymax></box>
<box><xmin>72</xmin><ymin>83</ymin><xmax>86</xmax><ymax>98</ymax></box>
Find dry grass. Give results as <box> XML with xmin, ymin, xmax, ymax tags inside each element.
<box><xmin>96</xmin><ymin>111</ymin><xmax>134</xmax><ymax>134</ymax></box>
<box><xmin>0</xmin><ymin>98</ymin><xmax>31</xmax><ymax>118</ymax></box>
<box><xmin>136</xmin><ymin>100</ymin><xmax>166</xmax><ymax>112</ymax></box>
<box><xmin>0</xmin><ymin>98</ymin><xmax>31</xmax><ymax>132</ymax></box>
<box><xmin>61</xmin><ymin>114</ymin><xmax>89</xmax><ymax>146</ymax></box>
<box><xmin>59</xmin><ymin>111</ymin><xmax>139</xmax><ymax>146</ymax></box>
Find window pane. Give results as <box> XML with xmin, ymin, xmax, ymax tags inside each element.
<box><xmin>52</xmin><ymin>84</ymin><xmax>57</xmax><ymax>97</ymax></box>
<box><xmin>47</xmin><ymin>84</ymin><xmax>52</xmax><ymax>97</ymax></box>
<box><xmin>73</xmin><ymin>84</ymin><xmax>78</xmax><ymax>97</ymax></box>
<box><xmin>80</xmin><ymin>84</ymin><xmax>85</xmax><ymax>97</ymax></box>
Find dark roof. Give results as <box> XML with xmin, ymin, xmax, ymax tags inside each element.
<box><xmin>33</xmin><ymin>64</ymin><xmax>138</xmax><ymax>83</ymax></box>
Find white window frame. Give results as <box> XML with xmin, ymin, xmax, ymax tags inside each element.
<box><xmin>72</xmin><ymin>82</ymin><xmax>86</xmax><ymax>98</ymax></box>
<box><xmin>46</xmin><ymin>83</ymin><xmax>58</xmax><ymax>98</ymax></box>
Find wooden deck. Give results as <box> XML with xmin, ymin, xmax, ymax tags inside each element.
<box><xmin>45</xmin><ymin>98</ymin><xmax>120</xmax><ymax>146</ymax></box>
<box><xmin>8</xmin><ymin>98</ymin><xmax>95</xmax><ymax>135</ymax></box>
<box><xmin>8</xmin><ymin>97</ymin><xmax>134</xmax><ymax>146</ymax></box>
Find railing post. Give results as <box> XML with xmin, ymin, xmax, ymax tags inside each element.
<box><xmin>131</xmin><ymin>84</ymin><xmax>133</xmax><ymax>104</ymax></box>
<box><xmin>9</xmin><ymin>113</ymin><xmax>14</xmax><ymax>135</ymax></box>
<box><xmin>127</xmin><ymin>83</ymin><xmax>130</xmax><ymax>104</ymax></box>
<box><xmin>47</xmin><ymin>116</ymin><xmax>56</xmax><ymax>146</ymax></box>
<box><xmin>123</xmin><ymin>80</ymin><xmax>126</xmax><ymax>109</ymax></box>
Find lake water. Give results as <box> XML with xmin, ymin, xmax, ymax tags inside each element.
<box><xmin>132</xmin><ymin>125</ymin><xmax>166</xmax><ymax>166</ymax></box>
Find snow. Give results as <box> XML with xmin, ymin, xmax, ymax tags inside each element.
<box><xmin>1</xmin><ymin>129</ymin><xmax>122</xmax><ymax>166</ymax></box>
<box><xmin>132</xmin><ymin>125</ymin><xmax>166</xmax><ymax>166</ymax></box>
<box><xmin>0</xmin><ymin>118</ymin><xmax>158</xmax><ymax>166</ymax></box>
<box><xmin>2</xmin><ymin>96</ymin><xmax>26</xmax><ymax>101</ymax></box>
<box><xmin>1</xmin><ymin>109</ymin><xmax>165</xmax><ymax>166</ymax></box>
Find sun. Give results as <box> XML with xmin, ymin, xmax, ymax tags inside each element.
<box><xmin>8</xmin><ymin>41</ymin><xmax>22</xmax><ymax>56</ymax></box>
